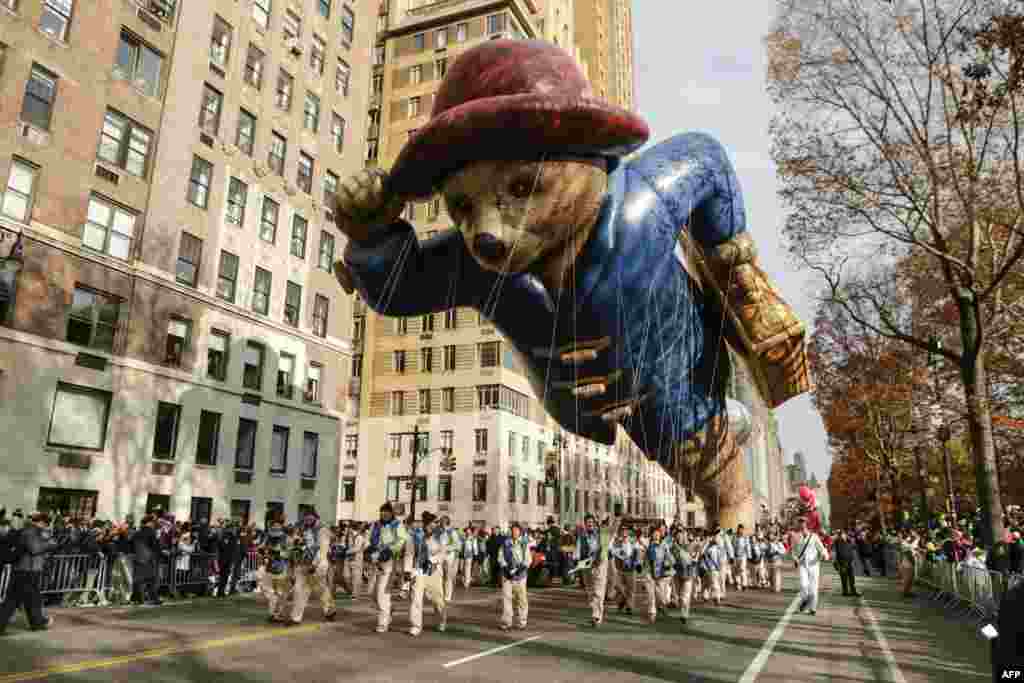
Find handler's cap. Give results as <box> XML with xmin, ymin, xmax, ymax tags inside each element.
<box><xmin>380</xmin><ymin>502</ymin><xmax>394</xmax><ymax>514</ymax></box>
<box><xmin>421</xmin><ymin>511</ymin><xmax>437</xmax><ymax>526</ymax></box>
<box><xmin>31</xmin><ymin>511</ymin><xmax>51</xmax><ymax>524</ymax></box>
<box><xmin>386</xmin><ymin>39</ymin><xmax>650</xmax><ymax>199</ymax></box>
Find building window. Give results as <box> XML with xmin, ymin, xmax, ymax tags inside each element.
<box><xmin>366</xmin><ymin>139</ymin><xmax>379</xmax><ymax>162</ymax></box>
<box><xmin>407</xmin><ymin>96</ymin><xmax>420</xmax><ymax>118</ymax></box>
<box><xmin>252</xmin><ymin>267</ymin><xmax>271</xmax><ymax>314</ymax></box>
<box><xmin>175</xmin><ymin>232</ymin><xmax>202</xmax><ymax>287</ymax></box>
<box><xmin>151</xmin><ymin>401</ymin><xmax>181</xmax><ymax>461</ymax></box>
<box><xmin>391</xmin><ymin>391</ymin><xmax>404</xmax><ymax>415</ymax></box>
<box><xmin>40</xmin><ymin>0</ymin><xmax>73</xmax><ymax>41</ymax></box>
<box><xmin>83</xmin><ymin>195</ymin><xmax>136</xmax><ymax>260</ymax></box>
<box><xmin>342</xmin><ymin>477</ymin><xmax>356</xmax><ymax>501</ymax></box>
<box><xmin>252</xmin><ymin>0</ymin><xmax>270</xmax><ymax>31</ymax></box>
<box><xmin>22</xmin><ymin>65</ymin><xmax>57</xmax><ymax>130</ymax></box>
<box><xmin>2</xmin><ymin>158</ymin><xmax>37</xmax><ymax>223</ymax></box>
<box><xmin>507</xmin><ymin>475</ymin><xmax>516</xmax><ymax>503</ymax></box>
<box><xmin>409</xmin><ymin>64</ymin><xmax>422</xmax><ymax>85</ymax></box>
<box><xmin>477</xmin><ymin>384</ymin><xmax>499</xmax><ymax>409</ymax></box>
<box><xmin>475</xmin><ymin>428</ymin><xmax>487</xmax><ymax>455</ymax></box>
<box><xmin>419</xmin><ymin>388</ymin><xmax>430</xmax><ymax>414</ymax></box>
<box><xmin>270</xmin><ymin>425</ymin><xmax>288</xmax><ymax>474</ymax></box>
<box><xmin>353</xmin><ymin>317</ymin><xmax>365</xmax><ymax>342</ymax></box>
<box><xmin>243</xmin><ymin>341</ymin><xmax>264</xmax><ymax>391</ymax></box>
<box><xmin>456</xmin><ymin>22</ymin><xmax>467</xmax><ymax>42</ymax></box>
<box><xmin>187</xmin><ymin>156</ymin><xmax>213</xmax><ymax>208</ymax></box>
<box><xmin>438</xmin><ymin>475</ymin><xmax>452</xmax><ymax>502</ymax></box>
<box><xmin>284</xmin><ymin>281</ymin><xmax>301</xmax><ymax>327</ymax></box>
<box><xmin>290</xmin><ymin>214</ymin><xmax>307</xmax><ymax>258</ymax></box>
<box><xmin>312</xmin><ymin>294</ymin><xmax>328</xmax><ymax>338</ymax></box>
<box><xmin>236</xmin><ymin>109</ymin><xmax>256</xmax><ymax>155</ymax></box>
<box><xmin>330</xmin><ymin>113</ymin><xmax>345</xmax><ymax>153</ymax></box>
<box><xmin>196</xmin><ymin>410</ymin><xmax>220</xmax><ymax>466</ymax></box>
<box><xmin>302</xmin><ymin>432</ymin><xmax>318</xmax><ymax>478</ymax></box>
<box><xmin>340</xmin><ymin>5</ymin><xmax>354</xmax><ymax>46</ymax></box>
<box><xmin>165</xmin><ymin>317</ymin><xmax>190</xmax><ymax>367</ymax></box>
<box><xmin>421</xmin><ymin>347</ymin><xmax>433</xmax><ymax>373</ymax></box>
<box><xmin>207</xmin><ymin>329</ymin><xmax>229</xmax><ymax>381</ymax></box>
<box><xmin>260</xmin><ymin>196</ymin><xmax>280</xmax><ymax>241</ymax></box>
<box><xmin>297</xmin><ymin>152</ymin><xmax>313</xmax><ymax>193</ymax></box>
<box><xmin>422</xmin><ymin>313</ymin><xmax>434</xmax><ymax>332</ymax></box>
<box><xmin>413</xmin><ymin>33</ymin><xmax>425</xmax><ymax>50</ymax></box>
<box><xmin>216</xmin><ymin>251</ymin><xmax>238</xmax><ymax>303</ymax></box>
<box><xmin>303</xmin><ymin>91</ymin><xmax>320</xmax><ymax>131</ymax></box>
<box><xmin>471</xmin><ymin>473</ymin><xmax>487</xmax><ymax>502</ymax></box>
<box><xmin>310</xmin><ymin>35</ymin><xmax>325</xmax><ymax>75</ymax></box>
<box><xmin>305</xmin><ymin>363</ymin><xmax>321</xmax><ymax>402</ymax></box>
<box><xmin>521</xmin><ymin>477</ymin><xmax>529</xmax><ymax>504</ymax></box>
<box><xmin>244</xmin><ymin>44</ymin><xmax>264</xmax><ymax>88</ymax></box>
<box><xmin>278</xmin><ymin>352</ymin><xmax>295</xmax><ymax>398</ymax></box>
<box><xmin>479</xmin><ymin>341</ymin><xmax>499</xmax><ymax>368</ymax></box>
<box><xmin>442</xmin><ymin>308</ymin><xmax>456</xmax><ymax>330</ymax></box>
<box><xmin>225</xmin><ymin>177</ymin><xmax>247</xmax><ymax>226</ymax></box>
<box><xmin>115</xmin><ymin>31</ymin><xmax>163</xmax><ymax>97</ymax></box>
<box><xmin>275</xmin><ymin>69</ymin><xmax>293</xmax><ymax>110</ymax></box>
<box><xmin>393</xmin><ymin>350</ymin><xmax>406</xmax><ymax>374</ymax></box>
<box><xmin>318</xmin><ymin>0</ymin><xmax>331</xmax><ymax>18</ymax></box>
<box><xmin>323</xmin><ymin>170</ymin><xmax>338</xmax><ymax>199</ymax></box>
<box><xmin>396</xmin><ymin>317</ymin><xmax>407</xmax><ymax>334</ymax></box>
<box><xmin>435</xmin><ymin>28</ymin><xmax>447</xmax><ymax>49</ymax></box>
<box><xmin>386</xmin><ymin>476</ymin><xmax>400</xmax><ymax>501</ymax></box>
<box><xmin>235</xmin><ymin>418</ymin><xmax>257</xmax><ymax>470</ymax></box>
<box><xmin>199</xmin><ymin>84</ymin><xmax>223</xmax><ymax>135</ymax></box>
<box><xmin>344</xmin><ymin>434</ymin><xmax>358</xmax><ymax>459</ymax></box>
<box><xmin>487</xmin><ymin>13</ymin><xmax>505</xmax><ymax>35</ymax></box>
<box><xmin>283</xmin><ymin>9</ymin><xmax>301</xmax><ymax>40</ymax></box>
<box><xmin>439</xmin><ymin>387</ymin><xmax>453</xmax><ymax>412</ymax></box>
<box><xmin>443</xmin><ymin>344</ymin><xmax>455</xmax><ymax>371</ymax></box>
<box><xmin>335</xmin><ymin>58</ymin><xmax>350</xmax><ymax>95</ymax></box>
<box><xmin>268</xmin><ymin>132</ymin><xmax>287</xmax><ymax>175</ymax></box>
<box><xmin>97</xmin><ymin>109</ymin><xmax>153</xmax><ymax>177</ymax></box>
<box><xmin>351</xmin><ymin>354</ymin><xmax>363</xmax><ymax>379</ymax></box>
<box><xmin>210</xmin><ymin>15</ymin><xmax>232</xmax><ymax>68</ymax></box>
<box><xmin>435</xmin><ymin>58</ymin><xmax>447</xmax><ymax>79</ymax></box>
<box><xmin>318</xmin><ymin>230</ymin><xmax>334</xmax><ymax>270</ymax></box>
<box><xmin>47</xmin><ymin>382</ymin><xmax>111</xmax><ymax>451</ymax></box>
<box><xmin>428</xmin><ymin>197</ymin><xmax>440</xmax><ymax>219</ymax></box>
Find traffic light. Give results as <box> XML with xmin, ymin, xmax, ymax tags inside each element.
<box><xmin>440</xmin><ymin>454</ymin><xmax>456</xmax><ymax>472</ymax></box>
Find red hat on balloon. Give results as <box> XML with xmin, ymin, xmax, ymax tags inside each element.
<box><xmin>387</xmin><ymin>39</ymin><xmax>650</xmax><ymax>199</ymax></box>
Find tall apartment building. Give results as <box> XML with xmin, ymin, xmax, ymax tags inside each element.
<box><xmin>572</xmin><ymin>0</ymin><xmax>634</xmax><ymax>110</ymax></box>
<box><xmin>341</xmin><ymin>0</ymin><xmax>683</xmax><ymax>529</ymax></box>
<box><xmin>0</xmin><ymin>0</ymin><xmax>374</xmax><ymax>525</ymax></box>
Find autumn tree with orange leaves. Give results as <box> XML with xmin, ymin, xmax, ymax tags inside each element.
<box><xmin>768</xmin><ymin>1</ymin><xmax>1024</xmax><ymax>545</ymax></box>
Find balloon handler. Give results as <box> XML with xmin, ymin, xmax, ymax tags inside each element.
<box><xmin>332</xmin><ymin>40</ymin><xmax>810</xmax><ymax>530</ymax></box>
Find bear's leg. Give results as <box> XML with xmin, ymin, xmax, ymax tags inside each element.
<box><xmin>691</xmin><ymin>234</ymin><xmax>810</xmax><ymax>409</ymax></box>
<box><xmin>674</xmin><ymin>413</ymin><xmax>754</xmax><ymax>531</ymax></box>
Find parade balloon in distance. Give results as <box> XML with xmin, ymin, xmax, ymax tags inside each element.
<box><xmin>725</xmin><ymin>398</ymin><xmax>753</xmax><ymax>447</ymax></box>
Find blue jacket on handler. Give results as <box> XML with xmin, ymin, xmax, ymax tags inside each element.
<box><xmin>344</xmin><ymin>132</ymin><xmax>744</xmax><ymax>469</ymax></box>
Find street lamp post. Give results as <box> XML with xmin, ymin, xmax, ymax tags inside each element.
<box><xmin>390</xmin><ymin>423</ymin><xmax>453</xmax><ymax>521</ymax></box>
<box><xmin>928</xmin><ymin>336</ymin><xmax>957</xmax><ymax>521</ymax></box>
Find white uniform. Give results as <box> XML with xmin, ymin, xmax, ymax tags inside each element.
<box><xmin>440</xmin><ymin>527</ymin><xmax>462</xmax><ymax>601</ymax></box>
<box><xmin>290</xmin><ymin>524</ymin><xmax>335</xmax><ymax>623</ymax></box>
<box><xmin>734</xmin><ymin>535</ymin><xmax>750</xmax><ymax>588</ymax></box>
<box><xmin>794</xmin><ymin>532</ymin><xmax>828</xmax><ymax>612</ymax></box>
<box><xmin>460</xmin><ymin>532</ymin><xmax>478</xmax><ymax>588</ymax></box>
<box><xmin>367</xmin><ymin>519</ymin><xmax>408</xmax><ymax>632</ymax></box>
<box><xmin>498</xmin><ymin>535</ymin><xmax>532</xmax><ymax>629</ymax></box>
<box><xmin>341</xmin><ymin>529</ymin><xmax>367</xmax><ymax>598</ymax></box>
<box><xmin>406</xmin><ymin>530</ymin><xmax>449</xmax><ymax>635</ymax></box>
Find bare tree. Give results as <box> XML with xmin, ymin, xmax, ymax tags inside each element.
<box><xmin>767</xmin><ymin>0</ymin><xmax>1024</xmax><ymax>545</ymax></box>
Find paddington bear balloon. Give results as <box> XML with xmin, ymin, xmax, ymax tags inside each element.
<box><xmin>798</xmin><ymin>485</ymin><xmax>822</xmax><ymax>534</ymax></box>
<box><xmin>331</xmin><ymin>40</ymin><xmax>810</xmax><ymax>530</ymax></box>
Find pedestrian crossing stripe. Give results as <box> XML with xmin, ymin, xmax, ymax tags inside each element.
<box><xmin>0</xmin><ymin>623</ymin><xmax>322</xmax><ymax>683</ymax></box>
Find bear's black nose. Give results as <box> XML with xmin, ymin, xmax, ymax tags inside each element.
<box><xmin>473</xmin><ymin>233</ymin><xmax>507</xmax><ymax>261</ymax></box>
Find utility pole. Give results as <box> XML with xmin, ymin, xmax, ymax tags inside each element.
<box><xmin>390</xmin><ymin>423</ymin><xmax>425</xmax><ymax>521</ymax></box>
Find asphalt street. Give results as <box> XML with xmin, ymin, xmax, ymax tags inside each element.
<box><xmin>0</xmin><ymin>568</ymin><xmax>992</xmax><ymax>683</ymax></box>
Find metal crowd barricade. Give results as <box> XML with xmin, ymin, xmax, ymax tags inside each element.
<box><xmin>0</xmin><ymin>563</ymin><xmax>9</xmax><ymax>602</ymax></box>
<box><xmin>914</xmin><ymin>556</ymin><xmax>1023</xmax><ymax>624</ymax></box>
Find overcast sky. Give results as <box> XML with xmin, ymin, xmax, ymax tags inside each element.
<box><xmin>632</xmin><ymin>1</ymin><xmax>831</xmax><ymax>481</ymax></box>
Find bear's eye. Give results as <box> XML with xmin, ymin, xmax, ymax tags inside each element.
<box><xmin>508</xmin><ymin>179</ymin><xmax>534</xmax><ymax>199</ymax></box>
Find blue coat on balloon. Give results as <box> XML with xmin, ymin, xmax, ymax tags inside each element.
<box><xmin>344</xmin><ymin>132</ymin><xmax>745</xmax><ymax>470</ymax></box>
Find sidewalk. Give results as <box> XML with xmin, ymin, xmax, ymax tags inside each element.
<box><xmin>748</xmin><ymin>566</ymin><xmax>991</xmax><ymax>682</ymax></box>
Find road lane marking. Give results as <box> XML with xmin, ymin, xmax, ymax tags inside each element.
<box><xmin>737</xmin><ymin>591</ymin><xmax>802</xmax><ymax>683</ymax></box>
<box><xmin>443</xmin><ymin>635</ymin><xmax>542</xmax><ymax>668</ymax></box>
<box><xmin>859</xmin><ymin>597</ymin><xmax>908</xmax><ymax>683</ymax></box>
<box><xmin>0</xmin><ymin>623</ymin><xmax>322</xmax><ymax>683</ymax></box>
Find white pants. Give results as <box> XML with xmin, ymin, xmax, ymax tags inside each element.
<box><xmin>501</xmin><ymin>577</ymin><xmax>528</xmax><ymax>628</ymax></box>
<box><xmin>737</xmin><ymin>558</ymin><xmax>748</xmax><ymax>588</ymax></box>
<box><xmin>372</xmin><ymin>560</ymin><xmax>396</xmax><ymax>629</ymax></box>
<box><xmin>409</xmin><ymin>570</ymin><xmax>446</xmax><ymax>635</ymax></box>
<box><xmin>798</xmin><ymin>562</ymin><xmax>821</xmax><ymax>611</ymax></box>
<box><xmin>461</xmin><ymin>557</ymin><xmax>474</xmax><ymax>588</ymax></box>
<box><xmin>443</xmin><ymin>556</ymin><xmax>459</xmax><ymax>601</ymax></box>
